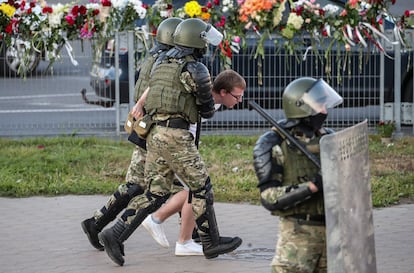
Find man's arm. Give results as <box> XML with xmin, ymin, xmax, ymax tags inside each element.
<box><xmin>131</xmin><ymin>87</ymin><xmax>149</xmax><ymax>119</ymax></box>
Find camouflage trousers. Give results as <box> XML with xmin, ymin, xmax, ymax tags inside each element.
<box><xmin>123</xmin><ymin>126</ymin><xmax>209</xmax><ymax>225</ymax></box>
<box><xmin>271</xmin><ymin>217</ymin><xmax>327</xmax><ymax>273</ymax></box>
<box><xmin>93</xmin><ymin>145</ymin><xmax>147</xmax><ymax>220</ymax></box>
<box><xmin>94</xmin><ymin>143</ymin><xmax>185</xmax><ymax>223</ymax></box>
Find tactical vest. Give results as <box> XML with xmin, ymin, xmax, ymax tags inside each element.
<box><xmin>133</xmin><ymin>53</ymin><xmax>158</xmax><ymax>102</ymax></box>
<box><xmin>274</xmin><ymin>136</ymin><xmax>325</xmax><ymax>217</ymax></box>
<box><xmin>145</xmin><ymin>56</ymin><xmax>199</xmax><ymax>123</ymax></box>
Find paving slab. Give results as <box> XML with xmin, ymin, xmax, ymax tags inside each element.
<box><xmin>0</xmin><ymin>196</ymin><xmax>413</xmax><ymax>273</ymax></box>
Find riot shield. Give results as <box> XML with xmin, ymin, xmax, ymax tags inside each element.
<box><xmin>320</xmin><ymin>120</ymin><xmax>377</xmax><ymax>273</ymax></box>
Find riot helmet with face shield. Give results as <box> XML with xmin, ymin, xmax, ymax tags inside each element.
<box><xmin>282</xmin><ymin>77</ymin><xmax>343</xmax><ymax>130</ymax></box>
<box><xmin>173</xmin><ymin>18</ymin><xmax>223</xmax><ymax>49</ymax></box>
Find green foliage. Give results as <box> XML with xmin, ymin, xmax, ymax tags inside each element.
<box><xmin>0</xmin><ymin>135</ymin><xmax>413</xmax><ymax>208</ymax></box>
<box><xmin>0</xmin><ymin>137</ymin><xmax>131</xmax><ymax>197</ymax></box>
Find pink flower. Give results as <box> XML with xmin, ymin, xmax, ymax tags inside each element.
<box><xmin>65</xmin><ymin>15</ymin><xmax>75</xmax><ymax>26</ymax></box>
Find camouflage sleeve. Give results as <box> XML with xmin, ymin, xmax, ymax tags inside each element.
<box><xmin>254</xmin><ymin>129</ymin><xmax>311</xmax><ymax>212</ymax></box>
<box><xmin>179</xmin><ymin>71</ymin><xmax>197</xmax><ymax>93</ymax></box>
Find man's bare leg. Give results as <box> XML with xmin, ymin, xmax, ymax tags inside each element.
<box><xmin>142</xmin><ymin>190</ymin><xmax>202</xmax><ymax>255</ymax></box>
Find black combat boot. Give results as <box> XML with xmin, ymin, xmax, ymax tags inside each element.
<box><xmin>81</xmin><ymin>183</ymin><xmax>143</xmax><ymax>251</ymax></box>
<box><xmin>195</xmin><ymin>180</ymin><xmax>243</xmax><ymax>258</ymax></box>
<box><xmin>81</xmin><ymin>217</ymin><xmax>104</xmax><ymax>251</ymax></box>
<box><xmin>199</xmin><ymin>233</ymin><xmax>242</xmax><ymax>259</ymax></box>
<box><xmin>98</xmin><ymin>220</ymin><xmax>127</xmax><ymax>266</ymax></box>
<box><xmin>196</xmin><ymin>200</ymin><xmax>242</xmax><ymax>258</ymax></box>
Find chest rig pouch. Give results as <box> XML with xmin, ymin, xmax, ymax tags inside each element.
<box><xmin>133</xmin><ymin>110</ymin><xmax>156</xmax><ymax>139</ymax></box>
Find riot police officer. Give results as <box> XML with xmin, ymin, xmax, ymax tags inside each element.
<box><xmin>253</xmin><ymin>77</ymin><xmax>343</xmax><ymax>272</ymax></box>
<box><xmin>81</xmin><ymin>17</ymin><xmax>183</xmax><ymax>251</ymax></box>
<box><xmin>98</xmin><ymin>18</ymin><xmax>242</xmax><ymax>266</ymax></box>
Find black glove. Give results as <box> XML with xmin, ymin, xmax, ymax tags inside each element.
<box><xmin>313</xmin><ymin>173</ymin><xmax>323</xmax><ymax>192</ymax></box>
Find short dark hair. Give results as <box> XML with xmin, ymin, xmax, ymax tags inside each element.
<box><xmin>212</xmin><ymin>69</ymin><xmax>246</xmax><ymax>94</ymax></box>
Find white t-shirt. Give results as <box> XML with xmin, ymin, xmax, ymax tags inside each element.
<box><xmin>189</xmin><ymin>104</ymin><xmax>221</xmax><ymax>137</ymax></box>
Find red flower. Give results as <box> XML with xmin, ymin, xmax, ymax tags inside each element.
<box><xmin>79</xmin><ymin>5</ymin><xmax>87</xmax><ymax>15</ymax></box>
<box><xmin>319</xmin><ymin>8</ymin><xmax>325</xmax><ymax>16</ymax></box>
<box><xmin>42</xmin><ymin>6</ymin><xmax>53</xmax><ymax>14</ymax></box>
<box><xmin>404</xmin><ymin>10</ymin><xmax>410</xmax><ymax>17</ymax></box>
<box><xmin>101</xmin><ymin>0</ymin><xmax>112</xmax><ymax>7</ymax></box>
<box><xmin>142</xmin><ymin>3</ymin><xmax>148</xmax><ymax>9</ymax></box>
<box><xmin>219</xmin><ymin>40</ymin><xmax>232</xmax><ymax>58</ymax></box>
<box><xmin>5</xmin><ymin>23</ymin><xmax>13</xmax><ymax>34</ymax></box>
<box><xmin>215</xmin><ymin>15</ymin><xmax>226</xmax><ymax>27</ymax></box>
<box><xmin>213</xmin><ymin>0</ymin><xmax>219</xmax><ymax>6</ymax></box>
<box><xmin>207</xmin><ymin>2</ymin><xmax>212</xmax><ymax>8</ymax></box>
<box><xmin>72</xmin><ymin>5</ymin><xmax>79</xmax><ymax>15</ymax></box>
<box><xmin>295</xmin><ymin>6</ymin><xmax>303</xmax><ymax>16</ymax></box>
<box><xmin>93</xmin><ymin>9</ymin><xmax>100</xmax><ymax>16</ymax></box>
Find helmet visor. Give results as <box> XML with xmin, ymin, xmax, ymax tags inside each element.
<box><xmin>301</xmin><ymin>79</ymin><xmax>343</xmax><ymax>115</ymax></box>
<box><xmin>201</xmin><ymin>24</ymin><xmax>223</xmax><ymax>46</ymax></box>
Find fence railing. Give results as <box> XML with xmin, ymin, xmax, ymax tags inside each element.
<box><xmin>1</xmin><ymin>31</ymin><xmax>413</xmax><ymax>138</ymax></box>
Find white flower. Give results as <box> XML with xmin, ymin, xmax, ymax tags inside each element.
<box><xmin>287</xmin><ymin>13</ymin><xmax>304</xmax><ymax>30</ymax></box>
<box><xmin>160</xmin><ymin>10</ymin><xmax>170</xmax><ymax>18</ymax></box>
<box><xmin>129</xmin><ymin>0</ymin><xmax>146</xmax><ymax>19</ymax></box>
<box><xmin>323</xmin><ymin>4</ymin><xmax>340</xmax><ymax>15</ymax></box>
<box><xmin>112</xmin><ymin>0</ymin><xmax>128</xmax><ymax>9</ymax></box>
<box><xmin>133</xmin><ymin>5</ymin><xmax>147</xmax><ymax>19</ymax></box>
<box><xmin>223</xmin><ymin>0</ymin><xmax>232</xmax><ymax>6</ymax></box>
<box><xmin>48</xmin><ymin>4</ymin><xmax>67</xmax><ymax>28</ymax></box>
<box><xmin>86</xmin><ymin>3</ymin><xmax>100</xmax><ymax>10</ymax></box>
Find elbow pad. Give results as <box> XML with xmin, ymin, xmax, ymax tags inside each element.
<box><xmin>253</xmin><ymin>131</ymin><xmax>282</xmax><ymax>186</ymax></box>
<box><xmin>186</xmin><ymin>62</ymin><xmax>215</xmax><ymax>118</ymax></box>
<box><xmin>261</xmin><ymin>186</ymin><xmax>313</xmax><ymax>211</ymax></box>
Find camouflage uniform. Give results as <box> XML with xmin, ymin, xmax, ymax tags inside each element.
<box><xmin>92</xmin><ymin>47</ymin><xmax>171</xmax><ymax>223</ymax></box>
<box><xmin>254</xmin><ymin>127</ymin><xmax>329</xmax><ymax>273</ymax></box>
<box><xmin>82</xmin><ymin>44</ymin><xmax>182</xmax><ymax>251</ymax></box>
<box><xmin>97</xmin><ymin>19</ymin><xmax>242</xmax><ymax>266</ymax></box>
<box><xmin>120</xmin><ymin>55</ymin><xmax>210</xmax><ymax>224</ymax></box>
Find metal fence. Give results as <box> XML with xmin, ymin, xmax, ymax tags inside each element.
<box><xmin>1</xmin><ymin>31</ymin><xmax>413</xmax><ymax>138</ymax></box>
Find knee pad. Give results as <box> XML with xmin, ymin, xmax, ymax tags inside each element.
<box><xmin>126</xmin><ymin>182</ymin><xmax>144</xmax><ymax>198</ymax></box>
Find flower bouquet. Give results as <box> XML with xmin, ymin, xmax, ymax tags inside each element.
<box><xmin>376</xmin><ymin>120</ymin><xmax>395</xmax><ymax>139</ymax></box>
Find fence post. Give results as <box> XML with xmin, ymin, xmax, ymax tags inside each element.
<box><xmin>380</xmin><ymin>49</ymin><xmax>385</xmax><ymax>122</ymax></box>
<box><xmin>393</xmin><ymin>41</ymin><xmax>403</xmax><ymax>138</ymax></box>
<box><xmin>115</xmin><ymin>31</ymin><xmax>121</xmax><ymax>136</ymax></box>
<box><xmin>128</xmin><ymin>31</ymin><xmax>135</xmax><ymax>111</ymax></box>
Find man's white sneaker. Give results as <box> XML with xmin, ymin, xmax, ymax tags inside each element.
<box><xmin>142</xmin><ymin>215</ymin><xmax>170</xmax><ymax>248</ymax></box>
<box><xmin>175</xmin><ymin>240</ymin><xmax>203</xmax><ymax>256</ymax></box>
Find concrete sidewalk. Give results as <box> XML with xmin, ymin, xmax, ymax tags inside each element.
<box><xmin>0</xmin><ymin>195</ymin><xmax>413</xmax><ymax>273</ymax></box>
